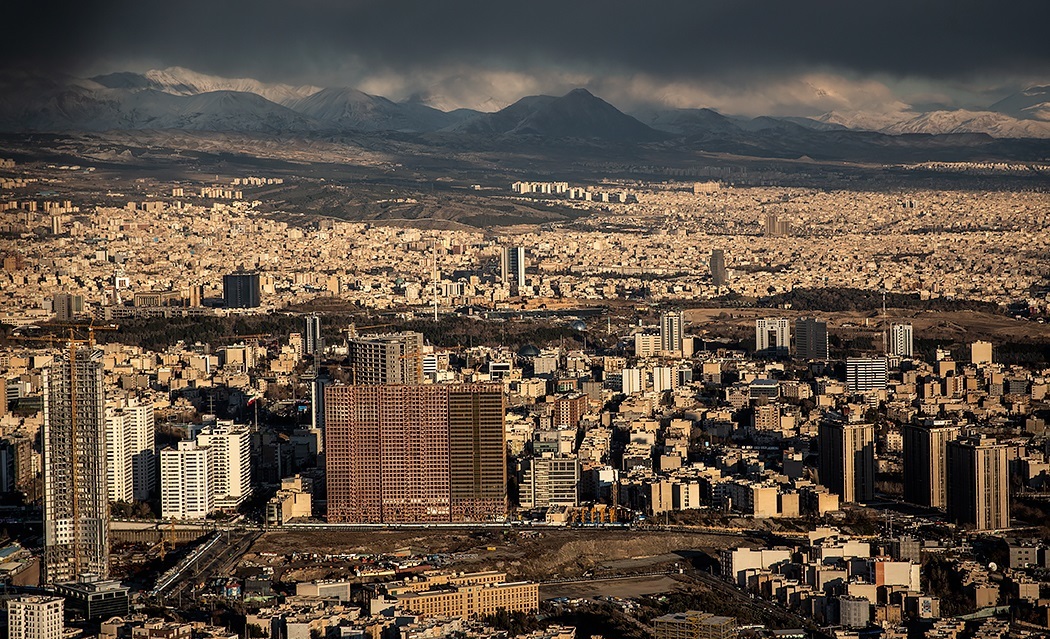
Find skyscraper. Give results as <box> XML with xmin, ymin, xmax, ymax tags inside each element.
<box><xmin>818</xmin><ymin>414</ymin><xmax>874</xmax><ymax>503</ymax></box>
<box><xmin>501</xmin><ymin>246</ymin><xmax>526</xmax><ymax>289</ymax></box>
<box><xmin>710</xmin><ymin>249</ymin><xmax>727</xmax><ymax>288</ymax></box>
<box><xmin>846</xmin><ymin>357</ymin><xmax>888</xmax><ymax>392</ymax></box>
<box><xmin>104</xmin><ymin>399</ymin><xmax>155</xmax><ymax>503</ymax></box>
<box><xmin>304</xmin><ymin>315</ymin><xmax>323</xmax><ymax>356</ymax></box>
<box><xmin>889</xmin><ymin>323</ymin><xmax>914</xmax><ymax>357</ymax></box>
<box><xmin>222</xmin><ymin>272</ymin><xmax>261</xmax><ymax>308</ymax></box>
<box><xmin>795</xmin><ymin>317</ymin><xmax>829</xmax><ymax>360</ymax></box>
<box><xmin>346</xmin><ymin>332</ymin><xmax>424</xmax><ymax>385</ymax></box>
<box><xmin>659</xmin><ymin>310</ymin><xmax>684</xmax><ymax>355</ymax></box>
<box><xmin>755</xmin><ymin>318</ymin><xmax>791</xmax><ymax>357</ymax></box>
<box><xmin>946</xmin><ymin>436</ymin><xmax>1009</xmax><ymax>530</ymax></box>
<box><xmin>43</xmin><ymin>347</ymin><xmax>109</xmax><ymax>583</ymax></box>
<box><xmin>902</xmin><ymin>421</ymin><xmax>960</xmax><ymax>509</ymax></box>
<box><xmin>325</xmin><ymin>384</ymin><xmax>506</xmax><ymax>523</ymax></box>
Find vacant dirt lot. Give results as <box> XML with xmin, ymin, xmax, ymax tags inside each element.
<box><xmin>244</xmin><ymin>528</ymin><xmax>757</xmax><ymax>582</ymax></box>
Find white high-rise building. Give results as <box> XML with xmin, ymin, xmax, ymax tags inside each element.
<box><xmin>519</xmin><ymin>455</ymin><xmax>580</xmax><ymax>509</ymax></box>
<box><xmin>43</xmin><ymin>347</ymin><xmax>109</xmax><ymax>583</ymax></box>
<box><xmin>889</xmin><ymin>323</ymin><xmax>914</xmax><ymax>357</ymax></box>
<box><xmin>105</xmin><ymin>399</ymin><xmax>155</xmax><ymax>503</ymax></box>
<box><xmin>755</xmin><ymin>318</ymin><xmax>791</xmax><ymax>356</ymax></box>
<box><xmin>846</xmin><ymin>358</ymin><xmax>889</xmax><ymax>392</ymax></box>
<box><xmin>7</xmin><ymin>596</ymin><xmax>64</xmax><ymax>639</ymax></box>
<box><xmin>304</xmin><ymin>314</ymin><xmax>323</xmax><ymax>356</ymax></box>
<box><xmin>652</xmin><ymin>367</ymin><xmax>674</xmax><ymax>393</ymax></box>
<box><xmin>660</xmin><ymin>311</ymin><xmax>683</xmax><ymax>355</ymax></box>
<box><xmin>105</xmin><ymin>408</ymin><xmax>134</xmax><ymax>503</ymax></box>
<box><xmin>501</xmin><ymin>246</ymin><xmax>526</xmax><ymax>289</ymax></box>
<box><xmin>161</xmin><ymin>441</ymin><xmax>213</xmax><ymax>520</ymax></box>
<box><xmin>195</xmin><ymin>422</ymin><xmax>252</xmax><ymax>510</ymax></box>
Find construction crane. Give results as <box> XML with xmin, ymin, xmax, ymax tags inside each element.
<box><xmin>147</xmin><ymin>518</ymin><xmax>178</xmax><ymax>561</ymax></box>
<box><xmin>12</xmin><ymin>323</ymin><xmax>117</xmax><ymax>576</ymax></box>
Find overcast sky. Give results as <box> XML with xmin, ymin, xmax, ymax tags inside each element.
<box><xmin>4</xmin><ymin>0</ymin><xmax>1049</xmax><ymax>116</ymax></box>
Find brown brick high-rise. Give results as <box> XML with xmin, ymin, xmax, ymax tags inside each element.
<box><xmin>325</xmin><ymin>384</ymin><xmax>506</xmax><ymax>523</ymax></box>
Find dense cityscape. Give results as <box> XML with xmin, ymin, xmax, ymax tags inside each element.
<box><xmin>3</xmin><ymin>3</ymin><xmax>1050</xmax><ymax>639</ymax></box>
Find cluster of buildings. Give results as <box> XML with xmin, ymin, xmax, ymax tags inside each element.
<box><xmin>4</xmin><ymin>166</ymin><xmax>1048</xmax><ymax>331</ymax></box>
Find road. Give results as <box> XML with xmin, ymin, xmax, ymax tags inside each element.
<box><xmin>153</xmin><ymin>529</ymin><xmax>260</xmax><ymax>603</ymax></box>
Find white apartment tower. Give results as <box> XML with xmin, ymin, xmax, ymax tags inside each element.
<box><xmin>42</xmin><ymin>347</ymin><xmax>109</xmax><ymax>584</ymax></box>
<box><xmin>889</xmin><ymin>323</ymin><xmax>914</xmax><ymax>357</ymax></box>
<box><xmin>195</xmin><ymin>422</ymin><xmax>252</xmax><ymax>510</ymax></box>
<box><xmin>105</xmin><ymin>399</ymin><xmax>156</xmax><ymax>503</ymax></box>
<box><xmin>161</xmin><ymin>441</ymin><xmax>214</xmax><ymax>520</ymax></box>
<box><xmin>7</xmin><ymin>596</ymin><xmax>64</xmax><ymax>639</ymax></box>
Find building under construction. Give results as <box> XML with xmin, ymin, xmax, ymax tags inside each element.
<box><xmin>43</xmin><ymin>346</ymin><xmax>109</xmax><ymax>583</ymax></box>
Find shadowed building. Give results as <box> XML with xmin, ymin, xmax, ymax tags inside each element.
<box><xmin>818</xmin><ymin>414</ymin><xmax>874</xmax><ymax>504</ymax></box>
<box><xmin>326</xmin><ymin>384</ymin><xmax>506</xmax><ymax>523</ymax></box>
<box><xmin>946</xmin><ymin>436</ymin><xmax>1009</xmax><ymax>530</ymax></box>
<box><xmin>903</xmin><ymin>420</ymin><xmax>960</xmax><ymax>509</ymax></box>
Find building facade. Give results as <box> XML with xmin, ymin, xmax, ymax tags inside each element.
<box><xmin>889</xmin><ymin>323</ymin><xmax>914</xmax><ymax>358</ymax></box>
<box><xmin>7</xmin><ymin>596</ymin><xmax>64</xmax><ymax>639</ymax></box>
<box><xmin>795</xmin><ymin>317</ymin><xmax>828</xmax><ymax>360</ymax></box>
<box><xmin>43</xmin><ymin>347</ymin><xmax>109</xmax><ymax>583</ymax></box>
<box><xmin>346</xmin><ymin>332</ymin><xmax>424</xmax><ymax>385</ymax></box>
<box><xmin>326</xmin><ymin>384</ymin><xmax>506</xmax><ymax>523</ymax></box>
<box><xmin>222</xmin><ymin>272</ymin><xmax>261</xmax><ymax>308</ymax></box>
<box><xmin>903</xmin><ymin>421</ymin><xmax>960</xmax><ymax>509</ymax></box>
<box><xmin>946</xmin><ymin>436</ymin><xmax>1009</xmax><ymax>530</ymax></box>
<box><xmin>755</xmin><ymin>318</ymin><xmax>790</xmax><ymax>357</ymax></box>
<box><xmin>818</xmin><ymin>416</ymin><xmax>874</xmax><ymax>503</ymax></box>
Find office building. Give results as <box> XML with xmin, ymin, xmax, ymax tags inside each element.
<box><xmin>104</xmin><ymin>399</ymin><xmax>156</xmax><ymax>502</ymax></box>
<box><xmin>902</xmin><ymin>421</ymin><xmax>960</xmax><ymax>509</ymax></box>
<box><xmin>52</xmin><ymin>293</ymin><xmax>84</xmax><ymax>322</ymax></box>
<box><xmin>7</xmin><ymin>596</ymin><xmax>64</xmax><ymax>639</ymax></box>
<box><xmin>53</xmin><ymin>578</ymin><xmax>130</xmax><ymax>620</ymax></box>
<box><xmin>43</xmin><ymin>347</ymin><xmax>109</xmax><ymax>584</ymax></box>
<box><xmin>710</xmin><ymin>249</ymin><xmax>727</xmax><ymax>288</ymax></box>
<box><xmin>194</xmin><ymin>422</ymin><xmax>252</xmax><ymax>510</ymax></box>
<box><xmin>346</xmin><ymin>331</ymin><xmax>424</xmax><ymax>385</ymax></box>
<box><xmin>946</xmin><ymin>436</ymin><xmax>1009</xmax><ymax>531</ymax></box>
<box><xmin>161</xmin><ymin>441</ymin><xmax>213</xmax><ymax>520</ymax></box>
<box><xmin>325</xmin><ymin>384</ymin><xmax>506</xmax><ymax>523</ymax></box>
<box><xmin>755</xmin><ymin>318</ymin><xmax>791</xmax><ymax>357</ymax></box>
<box><xmin>889</xmin><ymin>323</ymin><xmax>914</xmax><ymax>357</ymax></box>
<box><xmin>222</xmin><ymin>272</ymin><xmax>261</xmax><ymax>308</ymax></box>
<box><xmin>818</xmin><ymin>415</ymin><xmax>874</xmax><ymax>503</ymax></box>
<box><xmin>660</xmin><ymin>310</ymin><xmax>684</xmax><ymax>355</ymax></box>
<box><xmin>304</xmin><ymin>314</ymin><xmax>323</xmax><ymax>356</ymax></box>
<box><xmin>795</xmin><ymin>317</ymin><xmax>828</xmax><ymax>360</ymax></box>
<box><xmin>501</xmin><ymin>245</ymin><xmax>526</xmax><ymax>289</ymax></box>
<box><xmin>519</xmin><ymin>455</ymin><xmax>580</xmax><ymax>509</ymax></box>
<box><xmin>846</xmin><ymin>357</ymin><xmax>888</xmax><ymax>392</ymax></box>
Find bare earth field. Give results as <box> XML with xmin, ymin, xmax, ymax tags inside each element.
<box><xmin>243</xmin><ymin>528</ymin><xmax>757</xmax><ymax>583</ymax></box>
<box><xmin>540</xmin><ymin>574</ymin><xmax>684</xmax><ymax>600</ymax></box>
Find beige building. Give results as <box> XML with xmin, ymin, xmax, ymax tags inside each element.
<box><xmin>7</xmin><ymin>596</ymin><xmax>64</xmax><ymax>639</ymax></box>
<box><xmin>386</xmin><ymin>572</ymin><xmax>537</xmax><ymax>619</ymax></box>
<box><xmin>903</xmin><ymin>421</ymin><xmax>960</xmax><ymax>509</ymax></box>
<box><xmin>971</xmin><ymin>341</ymin><xmax>993</xmax><ymax>365</ymax></box>
<box><xmin>947</xmin><ymin>436</ymin><xmax>1009</xmax><ymax>530</ymax></box>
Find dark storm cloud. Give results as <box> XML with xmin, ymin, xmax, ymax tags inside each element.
<box><xmin>4</xmin><ymin>0</ymin><xmax>1049</xmax><ymax>83</ymax></box>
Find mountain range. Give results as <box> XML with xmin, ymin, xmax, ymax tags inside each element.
<box><xmin>1</xmin><ymin>66</ymin><xmax>1049</xmax><ymax>147</ymax></box>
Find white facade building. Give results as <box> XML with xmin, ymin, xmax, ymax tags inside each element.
<box><xmin>161</xmin><ymin>441</ymin><xmax>213</xmax><ymax>520</ymax></box>
<box><xmin>7</xmin><ymin>596</ymin><xmax>64</xmax><ymax>639</ymax></box>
